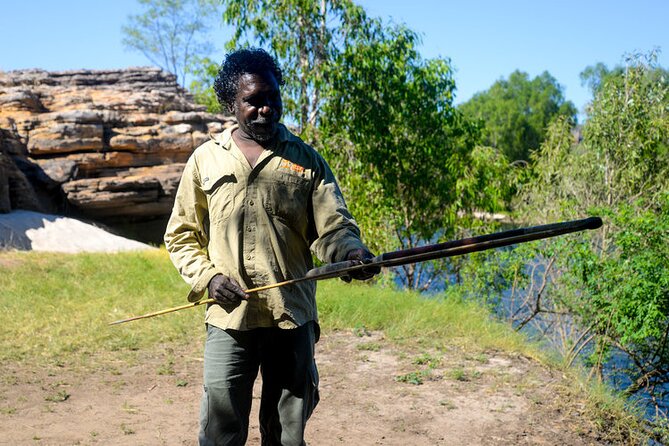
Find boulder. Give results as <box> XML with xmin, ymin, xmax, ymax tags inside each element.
<box><xmin>0</xmin><ymin>67</ymin><xmax>235</xmax><ymax>239</ymax></box>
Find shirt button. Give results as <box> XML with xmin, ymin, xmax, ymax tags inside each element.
<box><xmin>249</xmin><ymin>200</ymin><xmax>254</xmax><ymax>206</ymax></box>
<box><xmin>246</xmin><ymin>255</ymin><xmax>252</xmax><ymax>260</ymax></box>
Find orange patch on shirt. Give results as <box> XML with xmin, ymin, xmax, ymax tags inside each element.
<box><xmin>279</xmin><ymin>159</ymin><xmax>305</xmax><ymax>174</ymax></box>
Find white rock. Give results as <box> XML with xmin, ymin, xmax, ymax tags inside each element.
<box><xmin>0</xmin><ymin>210</ymin><xmax>155</xmax><ymax>253</ymax></box>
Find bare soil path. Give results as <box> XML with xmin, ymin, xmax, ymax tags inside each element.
<box><xmin>0</xmin><ymin>331</ymin><xmax>605</xmax><ymax>445</ymax></box>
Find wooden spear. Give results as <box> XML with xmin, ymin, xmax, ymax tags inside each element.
<box><xmin>109</xmin><ymin>280</ymin><xmax>298</xmax><ymax>325</ymax></box>
<box><xmin>109</xmin><ymin>216</ymin><xmax>602</xmax><ymax>326</ymax></box>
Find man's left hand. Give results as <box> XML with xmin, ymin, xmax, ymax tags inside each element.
<box><xmin>342</xmin><ymin>248</ymin><xmax>381</xmax><ymax>282</ymax></box>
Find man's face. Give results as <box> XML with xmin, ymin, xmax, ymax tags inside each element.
<box><xmin>232</xmin><ymin>71</ymin><xmax>283</xmax><ymax>143</ymax></box>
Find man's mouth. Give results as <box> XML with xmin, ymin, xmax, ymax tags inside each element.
<box><xmin>246</xmin><ymin>118</ymin><xmax>278</xmax><ymax>142</ymax></box>
<box><xmin>252</xmin><ymin>118</ymin><xmax>274</xmax><ymax>127</ymax></box>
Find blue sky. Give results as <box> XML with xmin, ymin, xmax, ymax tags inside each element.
<box><xmin>1</xmin><ymin>0</ymin><xmax>667</xmax><ymax>118</ymax></box>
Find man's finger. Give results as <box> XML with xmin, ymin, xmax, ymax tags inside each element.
<box><xmin>215</xmin><ymin>289</ymin><xmax>238</xmax><ymax>304</ymax></box>
<box><xmin>229</xmin><ymin>279</ymin><xmax>250</xmax><ymax>298</ymax></box>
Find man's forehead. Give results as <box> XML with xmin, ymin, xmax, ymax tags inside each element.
<box><xmin>237</xmin><ymin>71</ymin><xmax>279</xmax><ymax>91</ymax></box>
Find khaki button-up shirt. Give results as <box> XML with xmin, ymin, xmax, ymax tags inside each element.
<box><xmin>164</xmin><ymin>124</ymin><xmax>367</xmax><ymax>330</ymax></box>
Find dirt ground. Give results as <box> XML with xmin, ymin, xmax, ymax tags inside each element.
<box><xmin>0</xmin><ymin>330</ymin><xmax>607</xmax><ymax>446</ymax></box>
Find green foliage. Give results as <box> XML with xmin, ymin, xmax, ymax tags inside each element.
<box><xmin>221</xmin><ymin>0</ymin><xmax>367</xmax><ymax>131</ymax></box>
<box><xmin>188</xmin><ymin>56</ymin><xmax>224</xmax><ymax>113</ymax></box>
<box><xmin>122</xmin><ymin>0</ymin><xmax>217</xmax><ymax>86</ymax></box>
<box><xmin>459</xmin><ymin>70</ymin><xmax>578</xmax><ymax>162</ymax></box>
<box><xmin>581</xmin><ymin>52</ymin><xmax>669</xmax><ymax>209</ymax></box>
<box><xmin>448</xmin><ymin>367</ymin><xmax>469</xmax><ymax>382</ymax></box>
<box><xmin>580</xmin><ymin>202</ymin><xmax>669</xmax><ymax>348</ymax></box>
<box><xmin>456</xmin><ymin>145</ymin><xmax>519</xmax><ymax>214</ymax></box>
<box><xmin>320</xmin><ymin>23</ymin><xmax>471</xmax><ymax>239</ymax></box>
<box><xmin>344</xmin><ymin>31</ymin><xmax>464</xmax><ymax>213</ymax></box>
<box><xmin>568</xmin><ymin>200</ymin><xmax>669</xmax><ymax>404</ymax></box>
<box><xmin>315</xmin><ymin>21</ymin><xmax>514</xmax><ymax>289</ymax></box>
<box><xmin>395</xmin><ymin>370</ymin><xmax>430</xmax><ymax>385</ymax></box>
<box><xmin>516</xmin><ymin>115</ymin><xmax>588</xmax><ymax>221</ymax></box>
<box><xmin>504</xmin><ymin>52</ymin><xmax>669</xmax><ymax>414</ymax></box>
<box><xmin>580</xmin><ymin>50</ymin><xmax>669</xmax><ymax>100</ymax></box>
<box><xmin>580</xmin><ymin>62</ymin><xmax>621</xmax><ymax>96</ymax></box>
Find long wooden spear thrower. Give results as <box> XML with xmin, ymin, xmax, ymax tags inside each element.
<box><xmin>109</xmin><ymin>216</ymin><xmax>602</xmax><ymax>326</ymax></box>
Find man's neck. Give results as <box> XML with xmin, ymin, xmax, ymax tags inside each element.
<box><xmin>232</xmin><ymin>129</ymin><xmax>275</xmax><ymax>168</ymax></box>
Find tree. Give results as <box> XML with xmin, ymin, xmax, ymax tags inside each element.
<box><xmin>459</xmin><ymin>70</ymin><xmax>577</xmax><ymax>162</ymax></box>
<box><xmin>580</xmin><ymin>50</ymin><xmax>669</xmax><ymax>114</ymax></box>
<box><xmin>498</xmin><ymin>52</ymin><xmax>669</xmax><ymax>421</ymax></box>
<box><xmin>188</xmin><ymin>56</ymin><xmax>224</xmax><ymax>113</ymax></box>
<box><xmin>317</xmin><ymin>21</ymin><xmax>512</xmax><ymax>289</ymax></box>
<box><xmin>579</xmin><ymin>62</ymin><xmax>619</xmax><ymax>96</ymax></box>
<box><xmin>122</xmin><ymin>0</ymin><xmax>217</xmax><ymax>86</ymax></box>
<box><xmin>220</xmin><ymin>0</ymin><xmax>367</xmax><ymax>133</ymax></box>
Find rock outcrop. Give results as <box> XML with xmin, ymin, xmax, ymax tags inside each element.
<box><xmin>0</xmin><ymin>152</ymin><xmax>42</xmax><ymax>213</ymax></box>
<box><xmin>0</xmin><ymin>67</ymin><xmax>234</xmax><ymax>237</ymax></box>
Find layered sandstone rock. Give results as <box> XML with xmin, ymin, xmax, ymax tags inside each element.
<box><xmin>0</xmin><ymin>67</ymin><xmax>234</xmax><ymax>227</ymax></box>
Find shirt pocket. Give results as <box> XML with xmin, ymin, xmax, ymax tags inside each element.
<box><xmin>202</xmin><ymin>172</ymin><xmax>236</xmax><ymax>224</ymax></box>
<box><xmin>263</xmin><ymin>173</ymin><xmax>311</xmax><ymax>226</ymax></box>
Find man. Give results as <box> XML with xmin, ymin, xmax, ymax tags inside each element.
<box><xmin>164</xmin><ymin>48</ymin><xmax>378</xmax><ymax>446</ymax></box>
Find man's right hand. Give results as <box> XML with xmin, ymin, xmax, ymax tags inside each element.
<box><xmin>208</xmin><ymin>274</ymin><xmax>249</xmax><ymax>304</ymax></box>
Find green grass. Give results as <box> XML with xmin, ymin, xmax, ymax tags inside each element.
<box><xmin>0</xmin><ymin>249</ymin><xmax>537</xmax><ymax>365</ymax></box>
<box><xmin>317</xmin><ymin>279</ymin><xmax>537</xmax><ymax>357</ymax></box>
<box><xmin>0</xmin><ymin>250</ymin><xmax>198</xmax><ymax>364</ymax></box>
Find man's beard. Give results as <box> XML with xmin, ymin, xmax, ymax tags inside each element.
<box><xmin>245</xmin><ymin>118</ymin><xmax>278</xmax><ymax>143</ymax></box>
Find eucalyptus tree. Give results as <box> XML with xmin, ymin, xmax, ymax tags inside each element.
<box><xmin>122</xmin><ymin>0</ymin><xmax>217</xmax><ymax>86</ymax></box>
<box><xmin>317</xmin><ymin>21</ymin><xmax>512</xmax><ymax>289</ymax></box>
<box><xmin>580</xmin><ymin>52</ymin><xmax>669</xmax><ymax>99</ymax></box>
<box><xmin>220</xmin><ymin>0</ymin><xmax>367</xmax><ymax>132</ymax></box>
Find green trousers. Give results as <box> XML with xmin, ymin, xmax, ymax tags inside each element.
<box><xmin>199</xmin><ymin>322</ymin><xmax>319</xmax><ymax>446</ymax></box>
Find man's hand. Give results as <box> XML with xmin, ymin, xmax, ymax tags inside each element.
<box><xmin>208</xmin><ymin>274</ymin><xmax>249</xmax><ymax>304</ymax></box>
<box><xmin>341</xmin><ymin>248</ymin><xmax>381</xmax><ymax>282</ymax></box>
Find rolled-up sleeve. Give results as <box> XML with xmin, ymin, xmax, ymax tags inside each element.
<box><xmin>164</xmin><ymin>156</ymin><xmax>218</xmax><ymax>302</ymax></box>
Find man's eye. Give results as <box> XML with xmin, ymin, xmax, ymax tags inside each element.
<box><xmin>245</xmin><ymin>94</ymin><xmax>281</xmax><ymax>107</ymax></box>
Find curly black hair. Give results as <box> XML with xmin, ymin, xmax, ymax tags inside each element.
<box><xmin>213</xmin><ymin>48</ymin><xmax>284</xmax><ymax>112</ymax></box>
